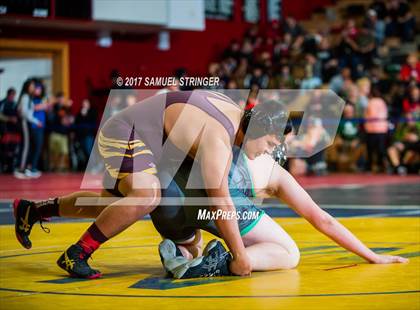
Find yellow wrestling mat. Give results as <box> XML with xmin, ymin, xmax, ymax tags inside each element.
<box><xmin>0</xmin><ymin>218</ymin><xmax>419</xmax><ymax>310</ymax></box>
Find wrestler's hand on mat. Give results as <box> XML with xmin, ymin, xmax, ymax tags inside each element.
<box><xmin>371</xmin><ymin>254</ymin><xmax>409</xmax><ymax>264</ymax></box>
<box><xmin>230</xmin><ymin>253</ymin><xmax>252</xmax><ymax>276</ymax></box>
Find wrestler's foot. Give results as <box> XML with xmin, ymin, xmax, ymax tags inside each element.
<box><xmin>13</xmin><ymin>199</ymin><xmax>50</xmax><ymax>249</ymax></box>
<box><xmin>158</xmin><ymin>239</ymin><xmax>188</xmax><ymax>276</ymax></box>
<box><xmin>57</xmin><ymin>244</ymin><xmax>102</xmax><ymax>279</ymax></box>
<box><xmin>172</xmin><ymin>239</ymin><xmax>233</xmax><ymax>279</ymax></box>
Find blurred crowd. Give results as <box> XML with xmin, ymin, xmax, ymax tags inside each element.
<box><xmin>203</xmin><ymin>0</ymin><xmax>419</xmax><ymax>175</ymax></box>
<box><xmin>0</xmin><ymin>0</ymin><xmax>419</xmax><ymax>177</ymax></box>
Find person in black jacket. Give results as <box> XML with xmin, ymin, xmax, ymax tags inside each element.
<box><xmin>0</xmin><ymin>88</ymin><xmax>19</xmax><ymax>172</ymax></box>
<box><xmin>74</xmin><ymin>99</ymin><xmax>97</xmax><ymax>168</ymax></box>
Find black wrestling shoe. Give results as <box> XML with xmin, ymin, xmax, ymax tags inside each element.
<box><xmin>158</xmin><ymin>239</ymin><xmax>189</xmax><ymax>276</ymax></box>
<box><xmin>57</xmin><ymin>244</ymin><xmax>102</xmax><ymax>279</ymax></box>
<box><xmin>172</xmin><ymin>239</ymin><xmax>233</xmax><ymax>279</ymax></box>
<box><xmin>13</xmin><ymin>199</ymin><xmax>49</xmax><ymax>249</ymax></box>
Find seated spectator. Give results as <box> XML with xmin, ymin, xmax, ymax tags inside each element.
<box><xmin>232</xmin><ymin>57</ymin><xmax>249</xmax><ymax>86</ymax></box>
<box><xmin>364</xmin><ymin>9</ymin><xmax>386</xmax><ymax>45</ymax></box>
<box><xmin>388</xmin><ymin>81</ymin><xmax>407</xmax><ymax>120</ymax></box>
<box><xmin>103</xmin><ymin>94</ymin><xmax>123</xmax><ymax>120</ymax></box>
<box><xmin>328</xmin><ymin>104</ymin><xmax>364</xmax><ymax>172</ymax></box>
<box><xmin>273</xmin><ymin>35</ymin><xmax>292</xmax><ymax>60</ymax></box>
<box><xmin>222</xmin><ymin>40</ymin><xmax>241</xmax><ymax>62</ymax></box>
<box><xmin>330</xmin><ymin>67</ymin><xmax>353</xmax><ymax>94</ymax></box>
<box><xmin>244</xmin><ymin>25</ymin><xmax>260</xmax><ymax>45</ymax></box>
<box><xmin>0</xmin><ymin>88</ymin><xmax>19</xmax><ymax>172</ymax></box>
<box><xmin>48</xmin><ymin>92</ymin><xmax>74</xmax><ymax>172</ymax></box>
<box><xmin>243</xmin><ymin>66</ymin><xmax>269</xmax><ymax>89</ymax></box>
<box><xmin>283</xmin><ymin>17</ymin><xmax>305</xmax><ymax>51</ymax></box>
<box><xmin>316</xmin><ymin>36</ymin><xmax>339</xmax><ymax>83</ymax></box>
<box><xmin>387</xmin><ymin>112</ymin><xmax>420</xmax><ymax>174</ymax></box>
<box><xmin>240</xmin><ymin>38</ymin><xmax>254</xmax><ymax>65</ymax></box>
<box><xmin>338</xmin><ymin>19</ymin><xmax>360</xmax><ymax>76</ymax></box>
<box><xmin>355</xmin><ymin>78</ymin><xmax>371</xmax><ymax>116</ymax></box>
<box><xmin>345</xmin><ymin>84</ymin><xmax>360</xmax><ymax>106</ymax></box>
<box><xmin>300</xmin><ymin>66</ymin><xmax>322</xmax><ymax>90</ymax></box>
<box><xmin>369</xmin><ymin>0</ymin><xmax>387</xmax><ymax>21</ymax></box>
<box><xmin>364</xmin><ymin>88</ymin><xmax>389</xmax><ymax>172</ymax></box>
<box><xmin>275</xmin><ymin>65</ymin><xmax>297</xmax><ymax>89</ymax></box>
<box><xmin>385</xmin><ymin>0</ymin><xmax>416</xmax><ymax>41</ymax></box>
<box><xmin>400</xmin><ymin>53</ymin><xmax>420</xmax><ymax>83</ymax></box>
<box><xmin>355</xmin><ymin>27</ymin><xmax>377</xmax><ymax>71</ymax></box>
<box><xmin>288</xmin><ymin>117</ymin><xmax>330</xmax><ymax>176</ymax></box>
<box><xmin>402</xmin><ymin>85</ymin><xmax>420</xmax><ymax>115</ymax></box>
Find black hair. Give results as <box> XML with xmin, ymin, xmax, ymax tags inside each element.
<box><xmin>33</xmin><ymin>78</ymin><xmax>46</xmax><ymax>98</ymax></box>
<box><xmin>7</xmin><ymin>88</ymin><xmax>16</xmax><ymax>96</ymax></box>
<box><xmin>241</xmin><ymin>100</ymin><xmax>292</xmax><ymax>141</ymax></box>
<box><xmin>17</xmin><ymin>78</ymin><xmax>35</xmax><ymax>107</ymax></box>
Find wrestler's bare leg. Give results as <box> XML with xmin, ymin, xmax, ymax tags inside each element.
<box><xmin>241</xmin><ymin>214</ymin><xmax>300</xmax><ymax>270</ymax></box>
<box><xmin>92</xmin><ymin>172</ymin><xmax>161</xmax><ymax>238</ymax></box>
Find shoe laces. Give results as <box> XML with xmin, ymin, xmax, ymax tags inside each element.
<box><xmin>33</xmin><ymin>205</ymin><xmax>50</xmax><ymax>234</ymax></box>
<box><xmin>39</xmin><ymin>218</ymin><xmax>50</xmax><ymax>234</ymax></box>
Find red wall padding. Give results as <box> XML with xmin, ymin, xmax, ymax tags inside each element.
<box><xmin>10</xmin><ymin>0</ymin><xmax>332</xmax><ymax>110</ymax></box>
<box><xmin>282</xmin><ymin>0</ymin><xmax>333</xmax><ymax>20</ymax></box>
<box><xmin>68</xmin><ymin>18</ymin><xmax>250</xmax><ymax>110</ymax></box>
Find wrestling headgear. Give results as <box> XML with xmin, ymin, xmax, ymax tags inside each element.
<box><xmin>241</xmin><ymin>100</ymin><xmax>292</xmax><ymax>166</ymax></box>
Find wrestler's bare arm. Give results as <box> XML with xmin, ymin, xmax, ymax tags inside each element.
<box><xmin>248</xmin><ymin>155</ymin><xmax>408</xmax><ymax>264</ymax></box>
<box><xmin>199</xmin><ymin>136</ymin><xmax>251</xmax><ymax>275</ymax></box>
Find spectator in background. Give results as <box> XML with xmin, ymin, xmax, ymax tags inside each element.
<box><xmin>316</xmin><ymin>36</ymin><xmax>339</xmax><ymax>83</ymax></box>
<box><xmin>232</xmin><ymin>57</ymin><xmax>249</xmax><ymax>86</ymax></box>
<box><xmin>0</xmin><ymin>88</ymin><xmax>17</xmax><ymax>135</ymax></box>
<box><xmin>222</xmin><ymin>40</ymin><xmax>241</xmax><ymax>63</ymax></box>
<box><xmin>402</xmin><ymin>85</ymin><xmax>420</xmax><ymax>115</ymax></box>
<box><xmin>356</xmin><ymin>77</ymin><xmax>371</xmax><ymax>116</ymax></box>
<box><xmin>103</xmin><ymin>94</ymin><xmax>123</xmax><ymax>120</ymax></box>
<box><xmin>0</xmin><ymin>88</ymin><xmax>19</xmax><ymax>172</ymax></box>
<box><xmin>125</xmin><ymin>93</ymin><xmax>137</xmax><ymax>107</ymax></box>
<box><xmin>328</xmin><ymin>104</ymin><xmax>364</xmax><ymax>172</ymax></box>
<box><xmin>48</xmin><ymin>92</ymin><xmax>74</xmax><ymax>172</ymax></box>
<box><xmin>14</xmin><ymin>79</ymin><xmax>42</xmax><ymax>179</ymax></box>
<box><xmin>339</xmin><ymin>19</ymin><xmax>360</xmax><ymax>76</ymax></box>
<box><xmin>387</xmin><ymin>112</ymin><xmax>420</xmax><ymax>175</ymax></box>
<box><xmin>364</xmin><ymin>87</ymin><xmax>389</xmax><ymax>172</ymax></box>
<box><xmin>75</xmin><ymin>99</ymin><xmax>97</xmax><ymax>168</ymax></box>
<box><xmin>369</xmin><ymin>0</ymin><xmax>387</xmax><ymax>21</ymax></box>
<box><xmin>388</xmin><ymin>81</ymin><xmax>407</xmax><ymax>120</ymax></box>
<box><xmin>275</xmin><ymin>65</ymin><xmax>297</xmax><ymax>89</ymax></box>
<box><xmin>243</xmin><ymin>66</ymin><xmax>269</xmax><ymax>89</ymax></box>
<box><xmin>28</xmin><ymin>80</ymin><xmax>49</xmax><ymax>178</ymax></box>
<box><xmin>273</xmin><ymin>35</ymin><xmax>292</xmax><ymax>60</ymax></box>
<box><xmin>207</xmin><ymin>63</ymin><xmax>224</xmax><ymax>89</ymax></box>
<box><xmin>283</xmin><ymin>17</ymin><xmax>305</xmax><ymax>51</ymax></box>
<box><xmin>364</xmin><ymin>9</ymin><xmax>386</xmax><ymax>45</ymax></box>
<box><xmin>355</xmin><ymin>27</ymin><xmax>377</xmax><ymax>71</ymax></box>
<box><xmin>289</xmin><ymin>117</ymin><xmax>330</xmax><ymax>176</ymax></box>
<box><xmin>300</xmin><ymin>54</ymin><xmax>322</xmax><ymax>89</ymax></box>
<box><xmin>240</xmin><ymin>39</ymin><xmax>254</xmax><ymax>64</ymax></box>
<box><xmin>400</xmin><ymin>53</ymin><xmax>420</xmax><ymax>83</ymax></box>
<box><xmin>385</xmin><ymin>0</ymin><xmax>415</xmax><ymax>41</ymax></box>
<box><xmin>396</xmin><ymin>0</ymin><xmax>416</xmax><ymax>42</ymax></box>
<box><xmin>330</xmin><ymin>67</ymin><xmax>352</xmax><ymax>94</ymax></box>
